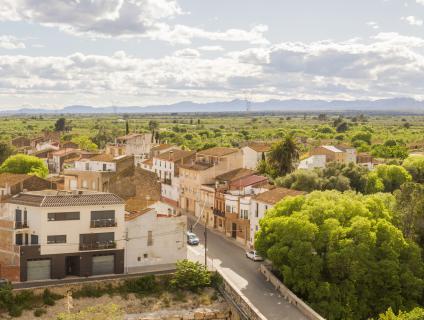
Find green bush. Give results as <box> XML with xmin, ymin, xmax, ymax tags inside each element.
<box><xmin>73</xmin><ymin>284</ymin><xmax>104</xmax><ymax>298</ymax></box>
<box><xmin>8</xmin><ymin>304</ymin><xmax>23</xmax><ymax>317</ymax></box>
<box><xmin>171</xmin><ymin>260</ymin><xmax>211</xmax><ymax>292</ymax></box>
<box><xmin>34</xmin><ymin>308</ymin><xmax>46</xmax><ymax>317</ymax></box>
<box><xmin>125</xmin><ymin>275</ymin><xmax>158</xmax><ymax>295</ymax></box>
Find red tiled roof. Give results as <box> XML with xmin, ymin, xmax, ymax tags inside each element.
<box><xmin>198</xmin><ymin>147</ymin><xmax>239</xmax><ymax>157</ymax></box>
<box><xmin>253</xmin><ymin>187</ymin><xmax>305</xmax><ymax>205</ymax></box>
<box><xmin>229</xmin><ymin>175</ymin><xmax>268</xmax><ymax>189</ymax></box>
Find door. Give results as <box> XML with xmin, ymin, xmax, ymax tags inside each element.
<box><xmin>232</xmin><ymin>223</ymin><xmax>237</xmax><ymax>239</ymax></box>
<box><xmin>70</xmin><ymin>179</ymin><xmax>77</xmax><ymax>190</ymax></box>
<box><xmin>27</xmin><ymin>259</ymin><xmax>51</xmax><ymax>281</ymax></box>
<box><xmin>66</xmin><ymin>256</ymin><xmax>80</xmax><ymax>276</ymax></box>
<box><xmin>92</xmin><ymin>255</ymin><xmax>114</xmax><ymax>276</ymax></box>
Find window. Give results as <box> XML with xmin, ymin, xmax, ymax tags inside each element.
<box><xmin>103</xmin><ymin>163</ymin><xmax>107</xmax><ymax>171</ymax></box>
<box><xmin>225</xmin><ymin>205</ymin><xmax>231</xmax><ymax>213</ymax></box>
<box><xmin>147</xmin><ymin>231</ymin><xmax>153</xmax><ymax>246</ymax></box>
<box><xmin>85</xmin><ymin>163</ymin><xmax>89</xmax><ymax>170</ymax></box>
<box><xmin>82</xmin><ymin>180</ymin><xmax>88</xmax><ymax>188</ymax></box>
<box><xmin>31</xmin><ymin>234</ymin><xmax>39</xmax><ymax>245</ymax></box>
<box><xmin>15</xmin><ymin>234</ymin><xmax>23</xmax><ymax>245</ymax></box>
<box><xmin>137</xmin><ymin>257</ymin><xmax>141</xmax><ymax>261</ymax></box>
<box><xmin>47</xmin><ymin>235</ymin><xmax>66</xmax><ymax>244</ymax></box>
<box><xmin>255</xmin><ymin>203</ymin><xmax>259</xmax><ymax>218</ymax></box>
<box><xmin>143</xmin><ymin>253</ymin><xmax>148</xmax><ymax>258</ymax></box>
<box><xmin>48</xmin><ymin>212</ymin><xmax>80</xmax><ymax>221</ymax></box>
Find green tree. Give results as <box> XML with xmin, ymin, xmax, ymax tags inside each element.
<box><xmin>402</xmin><ymin>155</ymin><xmax>424</xmax><ymax>183</ymax></box>
<box><xmin>72</xmin><ymin>136</ymin><xmax>98</xmax><ymax>152</ymax></box>
<box><xmin>379</xmin><ymin>307</ymin><xmax>424</xmax><ymax>320</ymax></box>
<box><xmin>0</xmin><ymin>142</ymin><xmax>14</xmax><ymax>165</ymax></box>
<box><xmin>268</xmin><ymin>135</ymin><xmax>299</xmax><ymax>177</ymax></box>
<box><xmin>54</xmin><ymin>118</ymin><xmax>66</xmax><ymax>131</ymax></box>
<box><xmin>171</xmin><ymin>260</ymin><xmax>211</xmax><ymax>292</ymax></box>
<box><xmin>277</xmin><ymin>169</ymin><xmax>322</xmax><ymax>192</ymax></box>
<box><xmin>394</xmin><ymin>182</ymin><xmax>424</xmax><ymax>246</ymax></box>
<box><xmin>336</xmin><ymin>122</ymin><xmax>349</xmax><ymax>133</ymax></box>
<box><xmin>148</xmin><ymin>120</ymin><xmax>159</xmax><ymax>142</ymax></box>
<box><xmin>0</xmin><ymin>154</ymin><xmax>48</xmax><ymax>178</ymax></box>
<box><xmin>255</xmin><ymin>191</ymin><xmax>424</xmax><ymax>320</ymax></box>
<box><xmin>365</xmin><ymin>164</ymin><xmax>412</xmax><ymax>193</ymax></box>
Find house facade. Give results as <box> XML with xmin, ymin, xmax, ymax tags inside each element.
<box><xmin>125</xmin><ymin>207</ymin><xmax>187</xmax><ymax>272</ymax></box>
<box><xmin>179</xmin><ymin>147</ymin><xmax>243</xmax><ymax>215</ymax></box>
<box><xmin>3</xmin><ymin>190</ymin><xmax>125</xmax><ymax>282</ymax></box>
<box><xmin>242</xmin><ymin>142</ymin><xmax>271</xmax><ymax>170</ymax></box>
<box><xmin>310</xmin><ymin>145</ymin><xmax>357</xmax><ymax>165</ymax></box>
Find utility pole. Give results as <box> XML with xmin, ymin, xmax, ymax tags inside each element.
<box><xmin>204</xmin><ymin>209</ymin><xmax>209</xmax><ymax>268</ymax></box>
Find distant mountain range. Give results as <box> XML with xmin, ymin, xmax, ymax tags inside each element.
<box><xmin>2</xmin><ymin>98</ymin><xmax>424</xmax><ymax>115</ymax></box>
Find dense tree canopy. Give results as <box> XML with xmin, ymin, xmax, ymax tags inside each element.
<box><xmin>0</xmin><ymin>154</ymin><xmax>48</xmax><ymax>178</ymax></box>
<box><xmin>365</xmin><ymin>164</ymin><xmax>412</xmax><ymax>193</ymax></box>
<box><xmin>71</xmin><ymin>136</ymin><xmax>98</xmax><ymax>151</ymax></box>
<box><xmin>379</xmin><ymin>307</ymin><xmax>424</xmax><ymax>320</ymax></box>
<box><xmin>54</xmin><ymin>117</ymin><xmax>66</xmax><ymax>132</ymax></box>
<box><xmin>277</xmin><ymin>162</ymin><xmax>368</xmax><ymax>193</ymax></box>
<box><xmin>0</xmin><ymin>142</ymin><xmax>14</xmax><ymax>165</ymax></box>
<box><xmin>402</xmin><ymin>155</ymin><xmax>424</xmax><ymax>183</ymax></box>
<box><xmin>255</xmin><ymin>191</ymin><xmax>424</xmax><ymax>320</ymax></box>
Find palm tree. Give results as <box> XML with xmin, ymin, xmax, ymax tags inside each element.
<box><xmin>268</xmin><ymin>135</ymin><xmax>299</xmax><ymax>177</ymax></box>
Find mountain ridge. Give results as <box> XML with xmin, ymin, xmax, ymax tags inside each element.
<box><xmin>1</xmin><ymin>97</ymin><xmax>423</xmax><ymax>115</ymax></box>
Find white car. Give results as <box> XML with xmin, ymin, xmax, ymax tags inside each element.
<box><xmin>246</xmin><ymin>250</ymin><xmax>264</xmax><ymax>261</ymax></box>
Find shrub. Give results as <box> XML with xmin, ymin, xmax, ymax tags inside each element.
<box><xmin>8</xmin><ymin>304</ymin><xmax>23</xmax><ymax>317</ymax></box>
<box><xmin>125</xmin><ymin>275</ymin><xmax>158</xmax><ymax>295</ymax></box>
<box><xmin>34</xmin><ymin>308</ymin><xmax>47</xmax><ymax>317</ymax></box>
<box><xmin>171</xmin><ymin>260</ymin><xmax>211</xmax><ymax>292</ymax></box>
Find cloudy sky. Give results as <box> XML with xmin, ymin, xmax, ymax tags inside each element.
<box><xmin>1</xmin><ymin>0</ymin><xmax>424</xmax><ymax>110</ymax></box>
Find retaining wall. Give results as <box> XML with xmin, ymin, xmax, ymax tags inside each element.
<box><xmin>260</xmin><ymin>264</ymin><xmax>325</xmax><ymax>320</ymax></box>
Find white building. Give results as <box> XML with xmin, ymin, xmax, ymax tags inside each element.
<box><xmin>125</xmin><ymin>206</ymin><xmax>187</xmax><ymax>272</ymax></box>
<box><xmin>250</xmin><ymin>187</ymin><xmax>305</xmax><ymax>247</ymax></box>
<box><xmin>153</xmin><ymin>150</ymin><xmax>195</xmax><ymax>207</ymax></box>
<box><xmin>298</xmin><ymin>155</ymin><xmax>327</xmax><ymax>170</ymax></box>
<box><xmin>5</xmin><ymin>190</ymin><xmax>126</xmax><ymax>282</ymax></box>
<box><xmin>242</xmin><ymin>142</ymin><xmax>271</xmax><ymax>170</ymax></box>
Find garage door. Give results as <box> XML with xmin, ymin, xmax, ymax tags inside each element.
<box><xmin>92</xmin><ymin>255</ymin><xmax>114</xmax><ymax>275</ymax></box>
<box><xmin>27</xmin><ymin>259</ymin><xmax>51</xmax><ymax>281</ymax></box>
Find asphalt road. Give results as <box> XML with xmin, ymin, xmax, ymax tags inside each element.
<box><xmin>187</xmin><ymin>218</ymin><xmax>307</xmax><ymax>320</ymax></box>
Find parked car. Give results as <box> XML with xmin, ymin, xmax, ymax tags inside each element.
<box><xmin>246</xmin><ymin>250</ymin><xmax>264</xmax><ymax>261</ymax></box>
<box><xmin>187</xmin><ymin>232</ymin><xmax>200</xmax><ymax>245</ymax></box>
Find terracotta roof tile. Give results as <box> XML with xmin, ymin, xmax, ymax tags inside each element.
<box><xmin>156</xmin><ymin>150</ymin><xmax>195</xmax><ymax>162</ymax></box>
<box><xmin>198</xmin><ymin>147</ymin><xmax>239</xmax><ymax>157</ymax></box>
<box><xmin>216</xmin><ymin>168</ymin><xmax>256</xmax><ymax>182</ymax></box>
<box><xmin>0</xmin><ymin>173</ymin><xmax>33</xmax><ymax>188</ymax></box>
<box><xmin>246</xmin><ymin>142</ymin><xmax>272</xmax><ymax>153</ymax></box>
<box><xmin>253</xmin><ymin>187</ymin><xmax>305</xmax><ymax>205</ymax></box>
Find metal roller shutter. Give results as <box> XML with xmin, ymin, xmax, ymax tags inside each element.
<box><xmin>27</xmin><ymin>259</ymin><xmax>51</xmax><ymax>281</ymax></box>
<box><xmin>92</xmin><ymin>255</ymin><xmax>114</xmax><ymax>275</ymax></box>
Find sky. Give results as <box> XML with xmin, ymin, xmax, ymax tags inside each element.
<box><xmin>1</xmin><ymin>0</ymin><xmax>424</xmax><ymax>110</ymax></box>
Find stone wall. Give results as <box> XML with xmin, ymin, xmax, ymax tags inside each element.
<box><xmin>129</xmin><ymin>308</ymin><xmax>234</xmax><ymax>320</ymax></box>
<box><xmin>260</xmin><ymin>264</ymin><xmax>325</xmax><ymax>320</ymax></box>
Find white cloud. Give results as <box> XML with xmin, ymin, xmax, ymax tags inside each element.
<box><xmin>198</xmin><ymin>45</ymin><xmax>224</xmax><ymax>52</ymax></box>
<box><xmin>401</xmin><ymin>15</ymin><xmax>423</xmax><ymax>26</ymax></box>
<box><xmin>0</xmin><ymin>35</ymin><xmax>25</xmax><ymax>49</ymax></box>
<box><xmin>366</xmin><ymin>21</ymin><xmax>379</xmax><ymax>29</ymax></box>
<box><xmin>2</xmin><ymin>33</ymin><xmax>424</xmax><ymax>107</ymax></box>
<box><xmin>0</xmin><ymin>0</ymin><xmax>268</xmax><ymax>45</ymax></box>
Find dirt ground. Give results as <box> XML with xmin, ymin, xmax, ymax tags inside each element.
<box><xmin>7</xmin><ymin>288</ymin><xmax>228</xmax><ymax>320</ymax></box>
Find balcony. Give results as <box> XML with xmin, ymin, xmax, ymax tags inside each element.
<box><xmin>213</xmin><ymin>208</ymin><xmax>225</xmax><ymax>218</ymax></box>
<box><xmin>90</xmin><ymin>219</ymin><xmax>117</xmax><ymax>228</ymax></box>
<box><xmin>79</xmin><ymin>241</ymin><xmax>117</xmax><ymax>251</ymax></box>
<box><xmin>15</xmin><ymin>221</ymin><xmax>29</xmax><ymax>230</ymax></box>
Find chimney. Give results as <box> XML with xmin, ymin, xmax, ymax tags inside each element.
<box><xmin>169</xmin><ymin>150</ymin><xmax>174</xmax><ymax>161</ymax></box>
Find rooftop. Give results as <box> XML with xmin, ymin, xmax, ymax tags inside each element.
<box><xmin>8</xmin><ymin>190</ymin><xmax>124</xmax><ymax>207</ymax></box>
<box><xmin>179</xmin><ymin>161</ymin><xmax>214</xmax><ymax>171</ymax></box>
<box><xmin>229</xmin><ymin>174</ymin><xmax>268</xmax><ymax>189</ymax></box>
<box><xmin>0</xmin><ymin>173</ymin><xmax>34</xmax><ymax>188</ymax></box>
<box><xmin>117</xmin><ymin>133</ymin><xmax>143</xmax><ymax>140</ymax></box>
<box><xmin>197</xmin><ymin>147</ymin><xmax>239</xmax><ymax>157</ymax></box>
<box><xmin>253</xmin><ymin>187</ymin><xmax>305</xmax><ymax>205</ymax></box>
<box><xmin>151</xmin><ymin>144</ymin><xmax>175</xmax><ymax>151</ymax></box>
<box><xmin>322</xmin><ymin>145</ymin><xmax>344</xmax><ymax>153</ymax></box>
<box><xmin>156</xmin><ymin>149</ymin><xmax>195</xmax><ymax>162</ymax></box>
<box><xmin>51</xmin><ymin>148</ymin><xmax>79</xmax><ymax>157</ymax></box>
<box><xmin>216</xmin><ymin>168</ymin><xmax>256</xmax><ymax>182</ymax></box>
<box><xmin>246</xmin><ymin>142</ymin><xmax>272</xmax><ymax>153</ymax></box>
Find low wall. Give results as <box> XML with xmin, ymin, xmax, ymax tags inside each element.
<box><xmin>217</xmin><ymin>270</ymin><xmax>267</xmax><ymax>320</ymax></box>
<box><xmin>129</xmin><ymin>307</ymin><xmax>232</xmax><ymax>320</ymax></box>
<box><xmin>260</xmin><ymin>264</ymin><xmax>325</xmax><ymax>320</ymax></box>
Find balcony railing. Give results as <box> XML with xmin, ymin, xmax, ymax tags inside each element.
<box><xmin>15</xmin><ymin>221</ymin><xmax>29</xmax><ymax>229</ymax></box>
<box><xmin>213</xmin><ymin>208</ymin><xmax>225</xmax><ymax>217</ymax></box>
<box><xmin>90</xmin><ymin>219</ymin><xmax>117</xmax><ymax>228</ymax></box>
<box><xmin>79</xmin><ymin>241</ymin><xmax>116</xmax><ymax>251</ymax></box>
